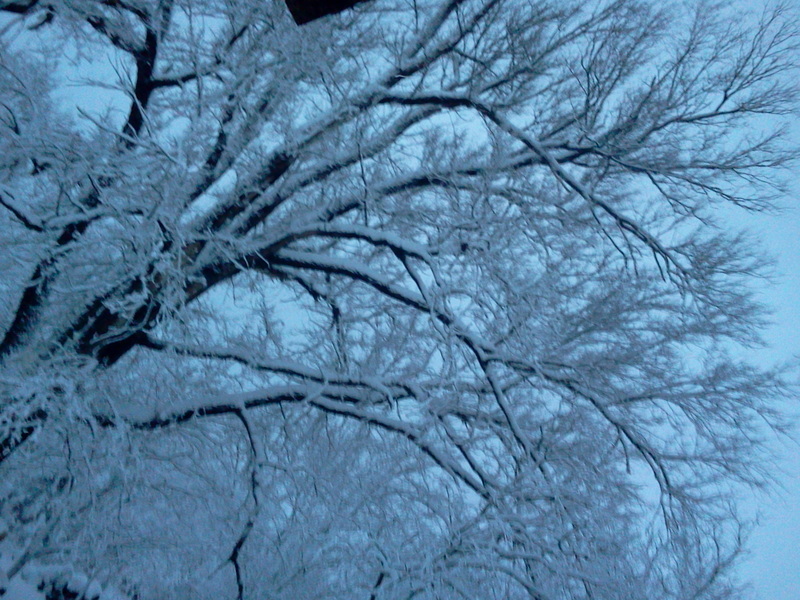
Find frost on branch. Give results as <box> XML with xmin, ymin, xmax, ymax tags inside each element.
<box><xmin>0</xmin><ymin>0</ymin><xmax>797</xmax><ymax>599</ymax></box>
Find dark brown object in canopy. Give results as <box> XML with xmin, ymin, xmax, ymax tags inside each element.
<box><xmin>285</xmin><ymin>0</ymin><xmax>370</xmax><ymax>24</ymax></box>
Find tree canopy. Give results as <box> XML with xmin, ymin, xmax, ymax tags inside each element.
<box><xmin>0</xmin><ymin>0</ymin><xmax>797</xmax><ymax>599</ymax></box>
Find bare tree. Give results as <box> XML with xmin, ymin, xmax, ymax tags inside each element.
<box><xmin>0</xmin><ymin>0</ymin><xmax>797</xmax><ymax>598</ymax></box>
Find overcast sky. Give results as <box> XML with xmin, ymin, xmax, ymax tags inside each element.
<box><xmin>1</xmin><ymin>4</ymin><xmax>797</xmax><ymax>598</ymax></box>
<box><xmin>734</xmin><ymin>203</ymin><xmax>800</xmax><ymax>600</ymax></box>
<box><xmin>50</xmin><ymin>53</ymin><xmax>799</xmax><ymax>600</ymax></box>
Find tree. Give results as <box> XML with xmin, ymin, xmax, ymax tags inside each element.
<box><xmin>0</xmin><ymin>0</ymin><xmax>797</xmax><ymax>598</ymax></box>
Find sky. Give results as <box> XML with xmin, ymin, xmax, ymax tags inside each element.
<box><xmin>733</xmin><ymin>204</ymin><xmax>800</xmax><ymax>600</ymax></box>
<box><xmin>46</xmin><ymin>73</ymin><xmax>800</xmax><ymax>600</ymax></box>
<box><xmin>1</xmin><ymin>3</ymin><xmax>799</xmax><ymax>599</ymax></box>
<box><xmin>723</xmin><ymin>0</ymin><xmax>800</xmax><ymax>581</ymax></box>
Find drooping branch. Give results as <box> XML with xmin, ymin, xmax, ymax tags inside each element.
<box><xmin>139</xmin><ymin>335</ymin><xmax>415</xmax><ymax>399</ymax></box>
<box><xmin>0</xmin><ymin>190</ymin><xmax>44</xmax><ymax>232</ymax></box>
<box><xmin>86</xmin><ymin>385</ymin><xmax>489</xmax><ymax>496</ymax></box>
<box><xmin>380</xmin><ymin>91</ymin><xmax>685</xmax><ymax>278</ymax></box>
